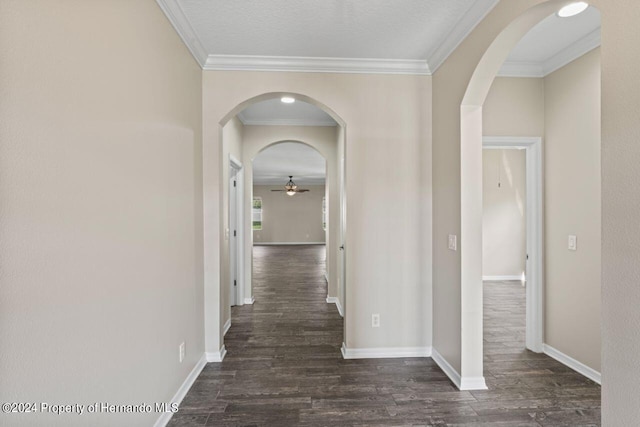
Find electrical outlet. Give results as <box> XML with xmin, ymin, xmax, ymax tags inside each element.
<box><xmin>179</xmin><ymin>342</ymin><xmax>185</xmax><ymax>363</ymax></box>
<box><xmin>448</xmin><ymin>234</ymin><xmax>457</xmax><ymax>251</ymax></box>
<box><xmin>568</xmin><ymin>235</ymin><xmax>577</xmax><ymax>251</ymax></box>
<box><xmin>372</xmin><ymin>314</ymin><xmax>380</xmax><ymax>328</ymax></box>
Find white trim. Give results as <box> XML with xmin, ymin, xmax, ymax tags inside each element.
<box><xmin>230</xmin><ymin>159</ymin><xmax>245</xmax><ymax>307</ymax></box>
<box><xmin>324</xmin><ymin>273</ymin><xmax>329</xmax><ymax>283</ymax></box>
<box><xmin>229</xmin><ymin>154</ymin><xmax>243</xmax><ymax>169</ymax></box>
<box><xmin>223</xmin><ymin>318</ymin><xmax>231</xmax><ymax>336</ymax></box>
<box><xmin>243</xmin><ymin>296</ymin><xmax>255</xmax><ymax>305</ymax></box>
<box><xmin>431</xmin><ymin>348</ymin><xmax>461</xmax><ymax>389</ymax></box>
<box><xmin>341</xmin><ymin>343</ymin><xmax>431</xmax><ymax>359</ymax></box>
<box><xmin>430</xmin><ymin>348</ymin><xmax>488</xmax><ymax>391</ymax></box>
<box><xmin>236</xmin><ymin>113</ymin><xmax>337</xmax><ymax>127</ymax></box>
<box><xmin>460</xmin><ymin>376</ymin><xmax>488</xmax><ymax>390</ymax></box>
<box><xmin>153</xmin><ymin>353</ymin><xmax>207</xmax><ymax>427</ymax></box>
<box><xmin>543</xmin><ymin>344</ymin><xmax>601</xmax><ymax>385</ymax></box>
<box><xmin>427</xmin><ymin>0</ymin><xmax>500</xmax><ymax>73</ymax></box>
<box><xmin>483</xmin><ymin>136</ymin><xmax>544</xmax><ymax>353</ymax></box>
<box><xmin>498</xmin><ymin>28</ymin><xmax>601</xmax><ymax>77</ymax></box>
<box><xmin>204</xmin><ymin>55</ymin><xmax>430</xmax><ymax>75</ymax></box>
<box><xmin>253</xmin><ymin>242</ymin><xmax>325</xmax><ymax>246</ymax></box>
<box><xmin>497</xmin><ymin>61</ymin><xmax>544</xmax><ymax>78</ymax></box>
<box><xmin>155</xmin><ymin>0</ymin><xmax>208</xmax><ymax>67</ymax></box>
<box><xmin>483</xmin><ymin>275</ymin><xmax>522</xmax><ymax>281</ymax></box>
<box><xmin>326</xmin><ymin>296</ymin><xmax>344</xmax><ymax>317</ymax></box>
<box><xmin>206</xmin><ymin>346</ymin><xmax>227</xmax><ymax>363</ymax></box>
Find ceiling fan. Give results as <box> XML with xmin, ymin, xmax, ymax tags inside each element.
<box><xmin>271</xmin><ymin>176</ymin><xmax>310</xmax><ymax>196</ymax></box>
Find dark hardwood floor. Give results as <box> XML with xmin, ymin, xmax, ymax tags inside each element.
<box><xmin>168</xmin><ymin>247</ymin><xmax>601</xmax><ymax>426</ymax></box>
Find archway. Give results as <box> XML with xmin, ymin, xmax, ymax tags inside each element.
<box><xmin>459</xmin><ymin>0</ymin><xmax>601</xmax><ymax>388</ymax></box>
<box><xmin>205</xmin><ymin>93</ymin><xmax>347</xmax><ymax>362</ymax></box>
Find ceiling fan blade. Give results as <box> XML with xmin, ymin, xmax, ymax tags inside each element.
<box><xmin>296</xmin><ymin>189</ymin><xmax>310</xmax><ymax>192</ymax></box>
<box><xmin>271</xmin><ymin>189</ymin><xmax>286</xmax><ymax>192</ymax></box>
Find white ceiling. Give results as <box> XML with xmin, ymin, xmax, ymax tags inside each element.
<box><xmin>500</xmin><ymin>6</ymin><xmax>601</xmax><ymax>77</ymax></box>
<box><xmin>159</xmin><ymin>0</ymin><xmax>499</xmax><ymax>74</ymax></box>
<box><xmin>238</xmin><ymin>99</ymin><xmax>337</xmax><ymax>127</ymax></box>
<box><xmin>253</xmin><ymin>142</ymin><xmax>326</xmax><ymax>185</ymax></box>
<box><xmin>159</xmin><ymin>0</ymin><xmax>600</xmax><ymax>76</ymax></box>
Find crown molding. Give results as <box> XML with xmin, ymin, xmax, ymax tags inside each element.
<box><xmin>427</xmin><ymin>0</ymin><xmax>500</xmax><ymax>74</ymax></box>
<box><xmin>542</xmin><ymin>27</ymin><xmax>600</xmax><ymax>76</ymax></box>
<box><xmin>203</xmin><ymin>55</ymin><xmax>430</xmax><ymax>75</ymax></box>
<box><xmin>497</xmin><ymin>61</ymin><xmax>545</xmax><ymax>78</ymax></box>
<box><xmin>498</xmin><ymin>28</ymin><xmax>601</xmax><ymax>78</ymax></box>
<box><xmin>156</xmin><ymin>0</ymin><xmax>208</xmax><ymax>67</ymax></box>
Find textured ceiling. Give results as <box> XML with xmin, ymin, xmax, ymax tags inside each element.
<box><xmin>179</xmin><ymin>0</ymin><xmax>478</xmax><ymax>61</ymax></box>
<box><xmin>253</xmin><ymin>142</ymin><xmax>326</xmax><ymax>186</ymax></box>
<box><xmin>506</xmin><ymin>6</ymin><xmax>600</xmax><ymax>64</ymax></box>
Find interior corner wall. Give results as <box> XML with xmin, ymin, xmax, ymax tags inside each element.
<box><xmin>0</xmin><ymin>2</ymin><xmax>204</xmax><ymax>426</ymax></box>
<box><xmin>482</xmin><ymin>149</ymin><xmax>526</xmax><ymax>278</ymax></box>
<box><xmin>544</xmin><ymin>48</ymin><xmax>601</xmax><ymax>373</ymax></box>
<box><xmin>253</xmin><ymin>185</ymin><xmax>326</xmax><ymax>244</ymax></box>
<box><xmin>204</xmin><ymin>72</ymin><xmax>432</xmax><ymax>352</ymax></box>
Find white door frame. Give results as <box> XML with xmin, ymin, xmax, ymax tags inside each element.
<box><xmin>483</xmin><ymin>136</ymin><xmax>543</xmax><ymax>353</ymax></box>
<box><xmin>230</xmin><ymin>154</ymin><xmax>245</xmax><ymax>306</ymax></box>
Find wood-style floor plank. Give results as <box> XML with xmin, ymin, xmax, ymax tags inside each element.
<box><xmin>169</xmin><ymin>246</ymin><xmax>600</xmax><ymax>426</ymax></box>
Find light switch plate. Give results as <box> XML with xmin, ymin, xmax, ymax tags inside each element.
<box><xmin>568</xmin><ymin>235</ymin><xmax>577</xmax><ymax>251</ymax></box>
<box><xmin>448</xmin><ymin>234</ymin><xmax>457</xmax><ymax>251</ymax></box>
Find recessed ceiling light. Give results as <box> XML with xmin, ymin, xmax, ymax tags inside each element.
<box><xmin>557</xmin><ymin>2</ymin><xmax>589</xmax><ymax>17</ymax></box>
<box><xmin>281</xmin><ymin>96</ymin><xmax>295</xmax><ymax>104</ymax></box>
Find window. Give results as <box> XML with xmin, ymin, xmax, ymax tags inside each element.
<box><xmin>322</xmin><ymin>196</ymin><xmax>327</xmax><ymax>230</ymax></box>
<box><xmin>252</xmin><ymin>197</ymin><xmax>262</xmax><ymax>230</ymax></box>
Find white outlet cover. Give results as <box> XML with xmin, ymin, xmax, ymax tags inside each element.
<box><xmin>448</xmin><ymin>234</ymin><xmax>457</xmax><ymax>251</ymax></box>
<box><xmin>568</xmin><ymin>235</ymin><xmax>577</xmax><ymax>251</ymax></box>
<box><xmin>372</xmin><ymin>314</ymin><xmax>380</xmax><ymax>328</ymax></box>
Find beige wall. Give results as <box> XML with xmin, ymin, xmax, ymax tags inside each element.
<box><xmin>482</xmin><ymin>149</ymin><xmax>526</xmax><ymax>278</ymax></box>
<box><xmin>253</xmin><ymin>185</ymin><xmax>326</xmax><ymax>243</ymax></box>
<box><xmin>203</xmin><ymin>72</ymin><xmax>432</xmax><ymax>353</ymax></box>
<box><xmin>544</xmin><ymin>48</ymin><xmax>601</xmax><ymax>372</ymax></box>
<box><xmin>0</xmin><ymin>1</ymin><xmax>203</xmax><ymax>426</ymax></box>
<box><xmin>484</xmin><ymin>78</ymin><xmax>545</xmax><ymax>136</ymax></box>
<box><xmin>598</xmin><ymin>0</ymin><xmax>640</xmax><ymax>422</ymax></box>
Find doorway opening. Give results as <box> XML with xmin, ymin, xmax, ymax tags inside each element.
<box><xmin>482</xmin><ymin>137</ymin><xmax>543</xmax><ymax>370</ymax></box>
<box><xmin>461</xmin><ymin>0</ymin><xmax>601</xmax><ymax>388</ymax></box>
<box><xmin>211</xmin><ymin>93</ymin><xmax>348</xmax><ymax>362</ymax></box>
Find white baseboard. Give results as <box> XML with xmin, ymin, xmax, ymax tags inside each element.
<box><xmin>483</xmin><ymin>275</ymin><xmax>523</xmax><ymax>281</ymax></box>
<box><xmin>543</xmin><ymin>343</ymin><xmax>601</xmax><ymax>384</ymax></box>
<box><xmin>431</xmin><ymin>348</ymin><xmax>487</xmax><ymax>390</ymax></box>
<box><xmin>206</xmin><ymin>346</ymin><xmax>227</xmax><ymax>363</ymax></box>
<box><xmin>326</xmin><ymin>296</ymin><xmax>344</xmax><ymax>317</ymax></box>
<box><xmin>153</xmin><ymin>353</ymin><xmax>207</xmax><ymax>427</ymax></box>
<box><xmin>431</xmin><ymin>348</ymin><xmax>462</xmax><ymax>388</ymax></box>
<box><xmin>243</xmin><ymin>296</ymin><xmax>255</xmax><ymax>305</ymax></box>
<box><xmin>254</xmin><ymin>242</ymin><xmax>325</xmax><ymax>246</ymax></box>
<box><xmin>223</xmin><ymin>318</ymin><xmax>231</xmax><ymax>336</ymax></box>
<box><xmin>341</xmin><ymin>343</ymin><xmax>431</xmax><ymax>359</ymax></box>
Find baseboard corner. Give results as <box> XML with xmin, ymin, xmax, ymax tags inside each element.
<box><xmin>153</xmin><ymin>353</ymin><xmax>207</xmax><ymax>427</ymax></box>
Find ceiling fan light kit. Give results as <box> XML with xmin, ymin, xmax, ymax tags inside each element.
<box><xmin>271</xmin><ymin>176</ymin><xmax>310</xmax><ymax>196</ymax></box>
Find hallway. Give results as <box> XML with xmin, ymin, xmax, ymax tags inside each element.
<box><xmin>169</xmin><ymin>247</ymin><xmax>600</xmax><ymax>426</ymax></box>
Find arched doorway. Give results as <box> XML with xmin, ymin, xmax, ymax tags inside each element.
<box><xmin>459</xmin><ymin>0</ymin><xmax>601</xmax><ymax>388</ymax></box>
<box><xmin>205</xmin><ymin>93</ymin><xmax>347</xmax><ymax>361</ymax></box>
